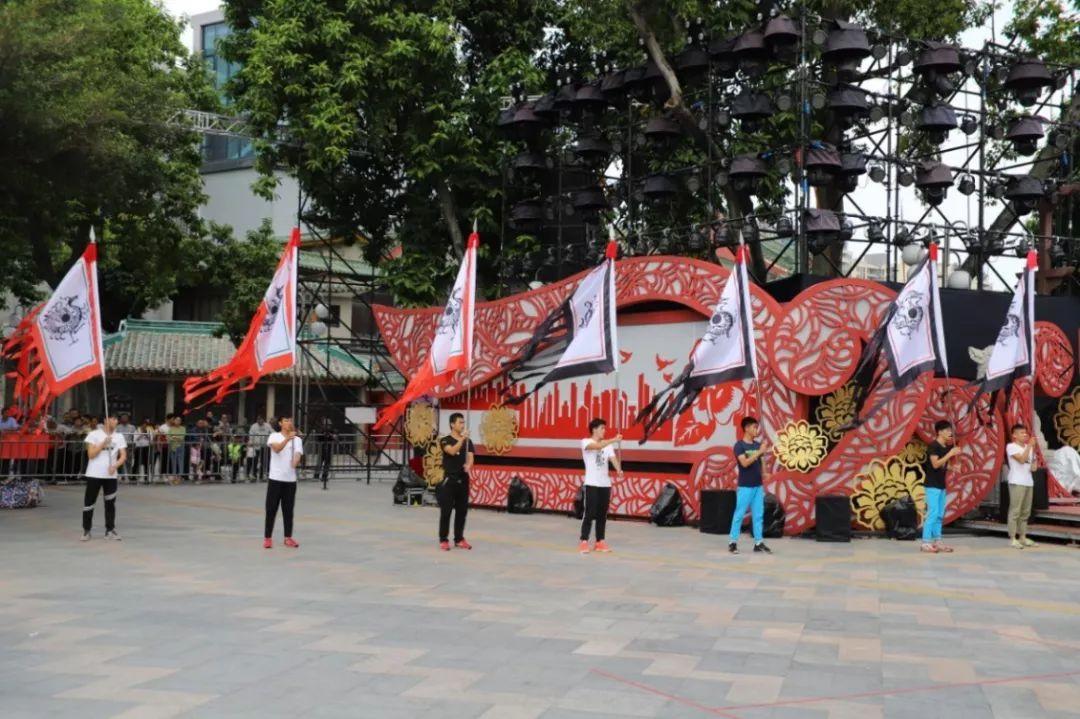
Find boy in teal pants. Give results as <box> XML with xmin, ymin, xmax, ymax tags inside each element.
<box><xmin>922</xmin><ymin>420</ymin><xmax>959</xmax><ymax>553</ymax></box>
<box><xmin>728</xmin><ymin>416</ymin><xmax>772</xmax><ymax>555</ymax></box>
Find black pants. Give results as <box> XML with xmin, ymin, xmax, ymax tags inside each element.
<box><xmin>317</xmin><ymin>453</ymin><xmax>331</xmax><ymax>487</ymax></box>
<box><xmin>437</xmin><ymin>473</ymin><xmax>469</xmax><ymax>542</ymax></box>
<box><xmin>83</xmin><ymin>477</ymin><xmax>118</xmax><ymax>532</ymax></box>
<box><xmin>580</xmin><ymin>485</ymin><xmax>611</xmax><ymax>541</ymax></box>
<box><xmin>133</xmin><ymin>446</ymin><xmax>152</xmax><ymax>479</ymax></box>
<box><xmin>264</xmin><ymin>479</ymin><xmax>296</xmax><ymax>538</ymax></box>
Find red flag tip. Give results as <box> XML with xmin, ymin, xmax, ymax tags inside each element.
<box><xmin>467</xmin><ymin>231</ymin><xmax>480</xmax><ymax>249</ymax></box>
<box><xmin>1026</xmin><ymin>249</ymin><xmax>1037</xmax><ymax>269</ymax></box>
<box><xmin>289</xmin><ymin>227</ymin><xmax>301</xmax><ymax>246</ymax></box>
<box><xmin>605</xmin><ymin>240</ymin><xmax>618</xmax><ymax>259</ymax></box>
<box><xmin>83</xmin><ymin>243</ymin><xmax>97</xmax><ymax>263</ymax></box>
<box><xmin>928</xmin><ymin>243</ymin><xmax>939</xmax><ymax>261</ymax></box>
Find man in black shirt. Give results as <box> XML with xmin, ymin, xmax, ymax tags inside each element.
<box><xmin>922</xmin><ymin>420</ymin><xmax>960</xmax><ymax>553</ymax></box>
<box><xmin>438</xmin><ymin>412</ymin><xmax>475</xmax><ymax>551</ymax></box>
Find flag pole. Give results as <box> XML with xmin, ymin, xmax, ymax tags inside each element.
<box><xmin>90</xmin><ymin>228</ymin><xmax>111</xmax><ymax>431</ymax></box>
<box><xmin>931</xmin><ymin>243</ymin><xmax>960</xmax><ymax>438</ymax></box>
<box><xmin>465</xmin><ymin>219</ymin><xmax>476</xmax><ymax>436</ymax></box>
<box><xmin>607</xmin><ymin>226</ymin><xmax>622</xmax><ymax>465</ymax></box>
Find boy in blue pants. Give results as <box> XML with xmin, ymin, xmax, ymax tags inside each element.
<box><xmin>728</xmin><ymin>416</ymin><xmax>772</xmax><ymax>555</ymax></box>
<box><xmin>922</xmin><ymin>420</ymin><xmax>959</xmax><ymax>553</ymax></box>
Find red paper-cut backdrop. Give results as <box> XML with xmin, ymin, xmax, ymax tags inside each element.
<box><xmin>374</xmin><ymin>257</ymin><xmax>1076</xmax><ymax>534</ymax></box>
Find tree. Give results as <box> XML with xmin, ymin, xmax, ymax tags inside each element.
<box><xmin>0</xmin><ymin>0</ymin><xmax>219</xmax><ymax>328</ymax></box>
<box><xmin>223</xmin><ymin>0</ymin><xmax>994</xmax><ymax>306</ymax></box>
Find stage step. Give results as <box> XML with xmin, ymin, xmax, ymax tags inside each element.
<box><xmin>954</xmin><ymin>518</ymin><xmax>1080</xmax><ymax>545</ymax></box>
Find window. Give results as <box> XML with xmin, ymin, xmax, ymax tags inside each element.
<box><xmin>201</xmin><ymin>22</ymin><xmax>252</xmax><ymax>165</ymax></box>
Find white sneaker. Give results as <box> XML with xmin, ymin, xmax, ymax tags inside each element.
<box><xmin>104</xmin><ymin>530</ymin><xmax>122</xmax><ymax>541</ymax></box>
<box><xmin>1021</xmin><ymin>537</ymin><xmax>1038</xmax><ymax>547</ymax></box>
<box><xmin>1010</xmin><ymin>539</ymin><xmax>1023</xmax><ymax>549</ymax></box>
<box><xmin>80</xmin><ymin>532</ymin><xmax>91</xmax><ymax>542</ymax></box>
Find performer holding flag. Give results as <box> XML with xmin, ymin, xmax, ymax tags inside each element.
<box><xmin>1</xmin><ymin>232</ymin><xmax>114</xmax><ymax>539</ymax></box>
<box><xmin>494</xmin><ymin>236</ymin><xmax>620</xmax><ymax>550</ymax></box>
<box><xmin>373</xmin><ymin>228</ymin><xmax>477</xmax><ymax>549</ymax></box>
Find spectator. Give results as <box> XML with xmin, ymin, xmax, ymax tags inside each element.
<box><xmin>157</xmin><ymin>414</ymin><xmax>172</xmax><ymax>475</ymax></box>
<box><xmin>115</xmin><ymin>414</ymin><xmax>137</xmax><ymax>482</ymax></box>
<box><xmin>0</xmin><ymin>407</ymin><xmax>19</xmax><ymax>479</ymax></box>
<box><xmin>190</xmin><ymin>418</ymin><xmax>210</xmax><ymax>484</ymax></box>
<box><xmin>132</xmin><ymin>419</ymin><xmax>154</xmax><ymax>484</ymax></box>
<box><xmin>166</xmin><ymin>416</ymin><xmax>186</xmax><ymax>484</ymax></box>
<box><xmin>227</xmin><ymin>433</ymin><xmax>244</xmax><ymax>483</ymax></box>
<box><xmin>248</xmin><ymin>416</ymin><xmax>273</xmax><ymax>482</ymax></box>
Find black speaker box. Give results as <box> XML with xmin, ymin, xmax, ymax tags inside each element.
<box><xmin>699</xmin><ymin>489</ymin><xmax>736</xmax><ymax>534</ymax></box>
<box><xmin>815</xmin><ymin>495</ymin><xmax>851</xmax><ymax>542</ymax></box>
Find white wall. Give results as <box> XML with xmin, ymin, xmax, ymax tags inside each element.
<box><xmin>200</xmin><ymin>168</ymin><xmax>299</xmax><ymax>240</ymax></box>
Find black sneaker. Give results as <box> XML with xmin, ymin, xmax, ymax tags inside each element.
<box><xmin>753</xmin><ymin>542</ymin><xmax>772</xmax><ymax>554</ymax></box>
<box><xmin>728</xmin><ymin>542</ymin><xmax>739</xmax><ymax>555</ymax></box>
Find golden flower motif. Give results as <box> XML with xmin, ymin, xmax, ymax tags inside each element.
<box><xmin>897</xmin><ymin>438</ymin><xmax>928</xmax><ymax>465</ymax></box>
<box><xmin>405</xmin><ymin>401</ymin><xmax>436</xmax><ymax>448</ymax></box>
<box><xmin>422</xmin><ymin>442</ymin><xmax>444</xmax><ymax>487</ymax></box>
<box><xmin>480</xmin><ymin>404</ymin><xmax>518</xmax><ymax>456</ymax></box>
<box><xmin>1054</xmin><ymin>386</ymin><xmax>1080</xmax><ymax>451</ymax></box>
<box><xmin>850</xmin><ymin>456</ymin><xmax>926</xmax><ymax>531</ymax></box>
<box><xmin>772</xmin><ymin>420</ymin><xmax>828</xmax><ymax>473</ymax></box>
<box><xmin>814</xmin><ymin>383</ymin><xmax>857</xmax><ymax>441</ymax></box>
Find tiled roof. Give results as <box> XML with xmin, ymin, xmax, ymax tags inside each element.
<box><xmin>103</xmin><ymin>320</ymin><xmax>376</xmax><ymax>382</ymax></box>
<box><xmin>297</xmin><ymin>250</ymin><xmax>380</xmax><ymax>278</ymax></box>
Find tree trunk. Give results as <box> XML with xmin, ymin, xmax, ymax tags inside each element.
<box><xmin>436</xmin><ymin>182</ymin><xmax>465</xmax><ymax>258</ymax></box>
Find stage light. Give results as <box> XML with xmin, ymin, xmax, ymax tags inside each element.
<box><xmin>572</xmin><ymin>189</ymin><xmax>609</xmax><ymax>213</ymax></box>
<box><xmin>821</xmin><ymin>20</ymin><xmax>871</xmax><ymax>78</ymax></box>
<box><xmin>914</xmin><ymin>41</ymin><xmax>962</xmax><ymax>98</ymax></box>
<box><xmin>989</xmin><ymin>180</ymin><xmax>1007</xmax><ymax>199</ymax></box>
<box><xmin>1050</xmin><ymin>240</ymin><xmax>1067</xmax><ymax>265</ymax></box>
<box><xmin>915</xmin><ymin>161</ymin><xmax>953</xmax><ymax>206</ymax></box>
<box><xmin>1004</xmin><ymin>175</ymin><xmax>1045</xmax><ymax>216</ymax></box>
<box><xmin>957</xmin><ymin>174</ymin><xmax>976</xmax><ymax>195</ymax></box>
<box><xmin>868</xmin><ymin>164</ymin><xmax>886</xmax><ymax>183</ymax></box>
<box><xmin>947</xmin><ymin>269</ymin><xmax>971</xmax><ymax>289</ymax></box>
<box><xmin>984</xmin><ymin>230</ymin><xmax>1005</xmax><ymax>254</ymax></box>
<box><xmin>674</xmin><ymin>46</ymin><xmax>710</xmax><ymax>81</ymax></box>
<box><xmin>620</xmin><ymin>65</ymin><xmax>647</xmax><ymax>99</ymax></box>
<box><xmin>1014</xmin><ymin>238</ymin><xmax>1030</xmax><ymax>257</ymax></box>
<box><xmin>644</xmin><ymin>116</ymin><xmax>683</xmax><ymax>145</ymax></box>
<box><xmin>804</xmin><ymin>143</ymin><xmax>842</xmax><ymax>187</ymax></box>
<box><xmin>897</xmin><ymin>169</ymin><xmax>915</xmax><ymax>187</ymax></box>
<box><xmin>573</xmin><ymin>83</ymin><xmax>608</xmax><ymax>117</ymax></box>
<box><xmin>764</xmin><ymin>15</ymin><xmax>799</xmax><ymax>62</ymax></box>
<box><xmin>901</xmin><ymin>243</ymin><xmax>925</xmax><ymax>267</ymax></box>
<box><xmin>775</xmin><ymin>215</ymin><xmax>794</xmax><ymax>238</ymax></box>
<box><xmin>776</xmin><ymin>94</ymin><xmax>794</xmax><ymax>112</ymax></box>
<box><xmin>510</xmin><ymin>199</ymin><xmax>544</xmax><ymax>230</ymax></box>
<box><xmin>729</xmin><ymin>154</ymin><xmax>768</xmax><ymax>195</ymax></box>
<box><xmin>743</xmin><ymin>223</ymin><xmax>759</xmax><ymax>244</ymax></box>
<box><xmin>687</xmin><ymin>228</ymin><xmax>707</xmax><ymax>252</ymax></box>
<box><xmin>1004</xmin><ymin>57</ymin><xmax>1054</xmax><ymax>107</ymax></box>
<box><xmin>838</xmin><ymin>151</ymin><xmax>868</xmax><ymax>192</ymax></box>
<box><xmin>511</xmin><ymin>151</ymin><xmax>551</xmax><ymax>183</ymax></box>
<box><xmin>828</xmin><ymin>87</ymin><xmax>870</xmax><ymax>129</ymax></box>
<box><xmin>804</xmin><ymin>208</ymin><xmax>842</xmax><ymax>252</ymax></box>
<box><xmin>716</xmin><ymin>109</ymin><xmax>731</xmax><ymax>127</ymax></box>
<box><xmin>734</xmin><ymin>30</ymin><xmax>769</xmax><ymax>76</ymax></box>
<box><xmin>508</xmin><ymin>102</ymin><xmax>551</xmax><ymax>140</ymax></box>
<box><xmin>600</xmin><ymin>70</ymin><xmax>627</xmax><ymax>105</ymax></box>
<box><xmin>775</xmin><ymin>157</ymin><xmax>792</xmax><ymax>176</ymax></box>
<box><xmin>685</xmin><ymin>174</ymin><xmax>702</xmax><ymax>194</ymax></box>
<box><xmin>731</xmin><ymin>92</ymin><xmax>775</xmax><ymax>131</ymax></box>
<box><xmin>1006</xmin><ymin>115</ymin><xmax>1044</xmax><ymax>156</ymax></box>
<box><xmin>708</xmin><ymin>35</ymin><xmax>738</xmax><ymax>78</ymax></box>
<box><xmin>987</xmin><ymin>123</ymin><xmax>1006</xmax><ymax>140</ymax></box>
<box><xmin>960</xmin><ymin>115</ymin><xmax>978</xmax><ymax>135</ymax></box>
<box><xmin>643</xmin><ymin>173</ymin><xmax>679</xmax><ymax>202</ymax></box>
<box><xmin>894</xmin><ymin>228</ymin><xmax>911</xmax><ymax>247</ymax></box>
<box><xmin>1049</xmin><ymin>129</ymin><xmax>1070</xmax><ymax>150</ymax></box>
<box><xmin>867</xmin><ymin>221</ymin><xmax>885</xmax><ymax>243</ymax></box>
<box><xmin>917</xmin><ymin>103</ymin><xmax>958</xmax><ymax>144</ymax></box>
<box><xmin>571</xmin><ymin>135</ymin><xmax>611</xmax><ymax>166</ymax></box>
<box><xmin>839</xmin><ymin>214</ymin><xmax>854</xmax><ymax>242</ymax></box>
<box><xmin>553</xmin><ymin>82</ymin><xmax>579</xmax><ymax>116</ymax></box>
<box><xmin>895</xmin><ymin>49</ymin><xmax>913</xmax><ymax>66</ymax></box>
<box><xmin>811</xmin><ymin>92</ymin><xmax>827</xmax><ymax>110</ymax></box>
<box><xmin>532</xmin><ymin>92</ymin><xmax>559</xmax><ymax>123</ymax></box>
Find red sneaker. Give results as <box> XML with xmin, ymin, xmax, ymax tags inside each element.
<box><xmin>284</xmin><ymin>537</ymin><xmax>299</xmax><ymax>548</ymax></box>
<box><xmin>578</xmin><ymin>540</ymin><xmax>590</xmax><ymax>554</ymax></box>
<box><xmin>594</xmin><ymin>540</ymin><xmax>612</xmax><ymax>553</ymax></box>
<box><xmin>263</xmin><ymin>538</ymin><xmax>272</xmax><ymax>549</ymax></box>
<box><xmin>439</xmin><ymin>541</ymin><xmax>450</xmax><ymax>551</ymax></box>
<box><xmin>454</xmin><ymin>539</ymin><xmax>473</xmax><ymax>550</ymax></box>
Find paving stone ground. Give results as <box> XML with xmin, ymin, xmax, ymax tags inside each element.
<box><xmin>3</xmin><ymin>481</ymin><xmax>1080</xmax><ymax>719</ymax></box>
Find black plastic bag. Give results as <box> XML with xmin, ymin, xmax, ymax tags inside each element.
<box><xmin>392</xmin><ymin>465</ymin><xmax>426</xmax><ymax>505</ymax></box>
<box><xmin>764</xmin><ymin>493</ymin><xmax>786</xmax><ymax>538</ymax></box>
<box><xmin>650</xmin><ymin>482</ymin><xmax>685</xmax><ymax>526</ymax></box>
<box><xmin>571</xmin><ymin>485</ymin><xmax>585</xmax><ymax>519</ymax></box>
<box><xmin>882</xmin><ymin>494</ymin><xmax>919</xmax><ymax>540</ymax></box>
<box><xmin>507</xmin><ymin>476</ymin><xmax>534</xmax><ymax>514</ymax></box>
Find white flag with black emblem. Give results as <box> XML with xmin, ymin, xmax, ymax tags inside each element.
<box><xmin>635</xmin><ymin>244</ymin><xmax>757</xmax><ymax>440</ymax></box>
<box><xmin>499</xmin><ymin>241</ymin><xmax>618</xmax><ymax>403</ymax></box>
<box><xmin>883</xmin><ymin>243</ymin><xmax>949</xmax><ymax>389</ymax></box>
<box><xmin>981</xmin><ymin>249</ymin><xmax>1036</xmax><ymax>394</ymax></box>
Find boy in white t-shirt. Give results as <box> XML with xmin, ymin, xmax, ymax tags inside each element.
<box><xmin>579</xmin><ymin>418</ymin><xmax>623</xmax><ymax>554</ymax></box>
<box><xmin>1006</xmin><ymin>422</ymin><xmax>1039</xmax><ymax>549</ymax></box>
<box><xmin>81</xmin><ymin>415</ymin><xmax>128</xmax><ymax>541</ymax></box>
<box><xmin>264</xmin><ymin>416</ymin><xmax>303</xmax><ymax>549</ymax></box>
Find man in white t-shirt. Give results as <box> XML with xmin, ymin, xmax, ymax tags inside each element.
<box><xmin>82</xmin><ymin>415</ymin><xmax>128</xmax><ymax>541</ymax></box>
<box><xmin>1006</xmin><ymin>422</ymin><xmax>1039</xmax><ymax>549</ymax></box>
<box><xmin>579</xmin><ymin>418</ymin><xmax>623</xmax><ymax>554</ymax></box>
<box><xmin>264</xmin><ymin>416</ymin><xmax>303</xmax><ymax>549</ymax></box>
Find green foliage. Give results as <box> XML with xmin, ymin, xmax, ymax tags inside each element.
<box><xmin>0</xmin><ymin>0</ymin><xmax>218</xmax><ymax>328</ymax></box>
<box><xmin>1006</xmin><ymin>0</ymin><xmax>1080</xmax><ymax>66</ymax></box>
<box><xmin>223</xmin><ymin>0</ymin><xmax>1007</xmax><ymax>304</ymax></box>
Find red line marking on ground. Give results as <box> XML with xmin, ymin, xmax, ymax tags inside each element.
<box><xmin>590</xmin><ymin>669</ymin><xmax>742</xmax><ymax>718</ymax></box>
<box><xmin>594</xmin><ymin>667</ymin><xmax>1080</xmax><ymax>717</ymax></box>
